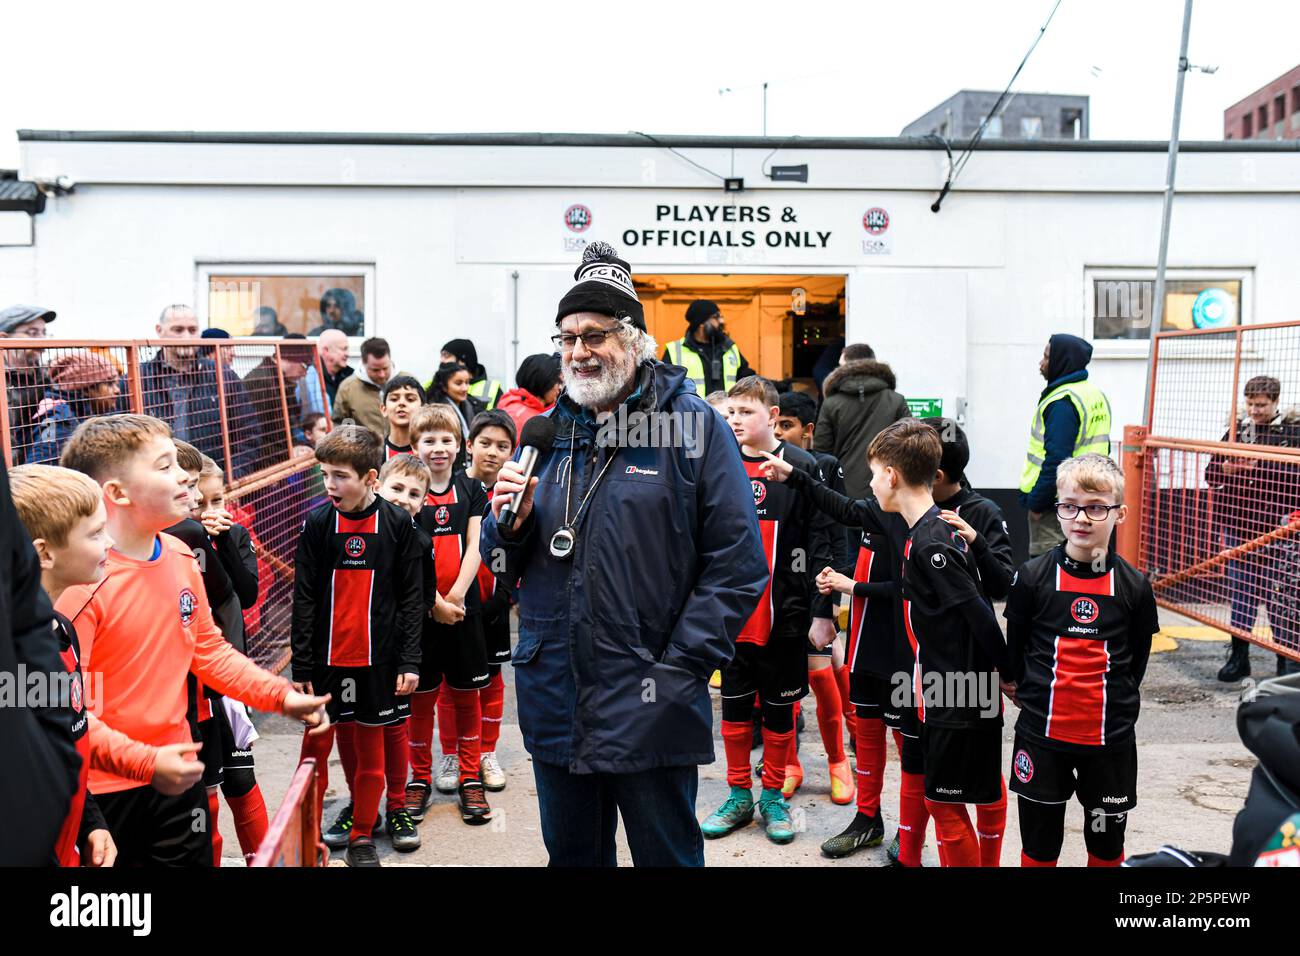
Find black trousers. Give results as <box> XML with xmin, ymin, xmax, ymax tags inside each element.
<box><xmin>96</xmin><ymin>779</ymin><xmax>213</xmax><ymax>867</ymax></box>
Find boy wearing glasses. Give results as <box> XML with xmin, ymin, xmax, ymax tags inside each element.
<box><xmin>1003</xmin><ymin>453</ymin><xmax>1159</xmax><ymax>867</ymax></box>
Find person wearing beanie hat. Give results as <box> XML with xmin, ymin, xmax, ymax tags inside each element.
<box><xmin>662</xmin><ymin>298</ymin><xmax>753</xmax><ymax>398</ymax></box>
<box><xmin>482</xmin><ymin>240</ymin><xmax>768</xmax><ymax>867</ymax></box>
<box><xmin>26</xmin><ymin>351</ymin><xmax>122</xmax><ymax>464</ymax></box>
<box><xmin>497</xmin><ymin>353</ymin><xmax>561</xmax><ymax>443</ymax></box>
<box><xmin>441</xmin><ymin>338</ymin><xmax>504</xmax><ymax>410</ymax></box>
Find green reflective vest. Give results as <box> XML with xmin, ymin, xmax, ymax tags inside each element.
<box><xmin>1019</xmin><ymin>378</ymin><xmax>1113</xmax><ymax>494</ymax></box>
<box><xmin>665</xmin><ymin>338</ymin><xmax>742</xmax><ymax>397</ymax></box>
<box><xmin>468</xmin><ymin>377</ymin><xmax>502</xmax><ymax>410</ymax></box>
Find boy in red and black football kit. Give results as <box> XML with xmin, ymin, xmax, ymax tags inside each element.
<box><xmin>1004</xmin><ymin>453</ymin><xmax>1158</xmax><ymax>867</ymax></box>
<box><xmin>701</xmin><ymin>377</ymin><xmax>833</xmax><ymax>845</ymax></box>
<box><xmin>381</xmin><ymin>375</ymin><xmax>426</xmax><ymax>459</ymax></box>
<box><xmin>463</xmin><ymin>410</ymin><xmax>518</xmax><ymax>792</ymax></box>
<box><xmin>769</xmin><ymin>418</ymin><xmax>1007</xmax><ymax>866</ymax></box>
<box><xmin>926</xmin><ymin>417</ymin><xmax>1016</xmax><ymax>866</ymax></box>
<box><xmin>762</xmin><ymin>455</ymin><xmax>923</xmax><ymax>862</ymax></box>
<box><xmin>899</xmin><ymin>500</ymin><xmax>1007</xmax><ymax>867</ymax></box>
<box><xmin>293</xmin><ymin>427</ymin><xmax>425</xmax><ymax>867</ymax></box>
<box><xmin>404</xmin><ymin>404</ymin><xmax>492</xmax><ymax>826</ymax></box>
<box><xmin>774</xmin><ymin>390</ymin><xmax>855</xmax><ymax>804</ymax></box>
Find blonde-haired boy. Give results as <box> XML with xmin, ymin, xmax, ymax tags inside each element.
<box><xmin>1002</xmin><ymin>453</ymin><xmax>1158</xmax><ymax>867</ymax></box>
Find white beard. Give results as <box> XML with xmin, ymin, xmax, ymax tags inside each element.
<box><xmin>561</xmin><ymin>349</ymin><xmax>638</xmax><ymax>411</ymax></box>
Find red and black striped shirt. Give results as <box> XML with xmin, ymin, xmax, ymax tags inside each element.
<box><xmin>418</xmin><ymin>470</ymin><xmax>489</xmax><ymax>610</ymax></box>
<box><xmin>1004</xmin><ymin>547</ymin><xmax>1158</xmax><ymax>751</ymax></box>
<box><xmin>290</xmin><ymin>495</ymin><xmax>427</xmax><ymax>680</ymax></box>
<box><xmin>736</xmin><ymin>442</ymin><xmax>833</xmax><ymax>648</ymax></box>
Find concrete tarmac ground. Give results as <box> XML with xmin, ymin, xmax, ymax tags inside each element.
<box><xmin>222</xmin><ymin>606</ymin><xmax>1267</xmax><ymax>867</ymax></box>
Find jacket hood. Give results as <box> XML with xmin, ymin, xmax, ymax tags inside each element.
<box><xmin>1234</xmin><ymin>407</ymin><xmax>1300</xmax><ymax>428</ymax></box>
<box><xmin>1045</xmin><ymin>334</ymin><xmax>1092</xmax><ymax>384</ymax></box>
<box><xmin>498</xmin><ymin>387</ymin><xmax>545</xmax><ymax>413</ymax></box>
<box><xmin>821</xmin><ymin>358</ymin><xmax>897</xmax><ymax>397</ymax></box>
<box><xmin>357</xmin><ymin>364</ymin><xmax>401</xmax><ymax>390</ymax></box>
<box><xmin>1236</xmin><ymin>691</ymin><xmax>1300</xmax><ymax>798</ymax></box>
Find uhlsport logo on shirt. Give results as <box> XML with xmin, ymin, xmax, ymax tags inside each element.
<box><xmin>930</xmin><ymin>552</ymin><xmax>947</xmax><ymax>569</ymax></box>
<box><xmin>1071</xmin><ymin>597</ymin><xmax>1099</xmax><ymax>624</ymax></box>
<box><xmin>345</xmin><ymin>535</ymin><xmax>366</xmax><ymax>557</ymax></box>
<box><xmin>178</xmin><ymin>588</ymin><xmax>196</xmax><ymax>627</ymax></box>
<box><xmin>1014</xmin><ymin>749</ymin><xmax>1035</xmax><ymax>783</ymax></box>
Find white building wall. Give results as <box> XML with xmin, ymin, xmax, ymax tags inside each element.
<box><xmin>3</xmin><ymin>136</ymin><xmax>1298</xmax><ymax>493</ymax></box>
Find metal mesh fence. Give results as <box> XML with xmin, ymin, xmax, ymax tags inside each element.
<box><xmin>1136</xmin><ymin>321</ymin><xmax>1300</xmax><ymax>662</ymax></box>
<box><xmin>227</xmin><ymin>457</ymin><xmax>328</xmax><ymax>670</ymax></box>
<box><xmin>3</xmin><ymin>336</ymin><xmax>331</xmax><ymax>671</ymax></box>
<box><xmin>1</xmin><ymin>342</ymin><xmax>135</xmax><ymax>467</ymax></box>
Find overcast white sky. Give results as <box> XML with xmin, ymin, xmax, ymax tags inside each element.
<box><xmin>2</xmin><ymin>0</ymin><xmax>1297</xmax><ymax>169</ymax></box>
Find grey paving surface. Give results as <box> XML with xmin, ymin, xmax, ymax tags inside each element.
<box><xmin>223</xmin><ymin>606</ymin><xmax>1265</xmax><ymax>866</ymax></box>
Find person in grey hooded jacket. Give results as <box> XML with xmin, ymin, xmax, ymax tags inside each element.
<box><xmin>813</xmin><ymin>343</ymin><xmax>909</xmax><ymax>499</ymax></box>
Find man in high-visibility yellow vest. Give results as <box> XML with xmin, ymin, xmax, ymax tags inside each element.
<box><xmin>661</xmin><ymin>300</ymin><xmax>753</xmax><ymax>397</ymax></box>
<box><xmin>442</xmin><ymin>338</ymin><xmax>503</xmax><ymax>410</ymax></box>
<box><xmin>1019</xmin><ymin>334</ymin><xmax>1113</xmax><ymax>556</ymax></box>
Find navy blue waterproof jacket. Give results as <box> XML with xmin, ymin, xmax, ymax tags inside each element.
<box><xmin>481</xmin><ymin>361</ymin><xmax>767</xmax><ymax>774</ymax></box>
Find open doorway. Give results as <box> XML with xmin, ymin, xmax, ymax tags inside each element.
<box><xmin>634</xmin><ymin>274</ymin><xmax>846</xmax><ymax>391</ymax></box>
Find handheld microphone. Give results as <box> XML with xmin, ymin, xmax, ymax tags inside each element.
<box><xmin>500</xmin><ymin>415</ymin><xmax>556</xmax><ymax>531</ymax></box>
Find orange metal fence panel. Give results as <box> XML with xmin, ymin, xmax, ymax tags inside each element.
<box><xmin>3</xmin><ymin>336</ymin><xmax>330</xmax><ymax>671</ymax></box>
<box><xmin>1136</xmin><ymin>320</ymin><xmax>1300</xmax><ymax>662</ymax></box>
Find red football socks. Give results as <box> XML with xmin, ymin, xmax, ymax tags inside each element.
<box><xmin>834</xmin><ymin>664</ymin><xmax>855</xmax><ymax>742</ymax></box>
<box><xmin>437</xmin><ymin>682</ymin><xmax>457</xmax><ymax>756</ymax></box>
<box><xmin>481</xmin><ymin>672</ymin><xmax>506</xmax><ymax>752</ymax></box>
<box><xmin>449</xmin><ymin>687</ymin><xmax>482</xmax><ymax>782</ymax></box>
<box><xmin>226</xmin><ymin>785</ymin><xmax>268</xmax><ymax>859</ymax></box>
<box><xmin>383</xmin><ymin>723</ymin><xmax>409</xmax><ymax>812</ymax></box>
<box><xmin>407</xmin><ymin>690</ymin><xmax>439</xmax><ymax>784</ymax></box>
<box><xmin>1021</xmin><ymin>852</ymin><xmax>1058</xmax><ymax>867</ymax></box>
<box><xmin>809</xmin><ymin>667</ymin><xmax>845</xmax><ymax>762</ymax></box>
<box><xmin>926</xmin><ymin>800</ymin><xmax>980</xmax><ymax>868</ymax></box>
<box><xmin>350</xmin><ymin>723</ymin><xmax>385</xmax><ymax>840</ymax></box>
<box><xmin>335</xmin><ymin>721</ymin><xmax>357</xmax><ymax>795</ymax></box>
<box><xmin>898</xmin><ymin>770</ymin><xmax>929</xmax><ymax>867</ymax></box>
<box><xmin>855</xmin><ymin>717</ymin><xmax>887</xmax><ymax>816</ymax></box>
<box><xmin>761</xmin><ymin>728</ymin><xmax>795</xmax><ymax>792</ymax></box>
<box><xmin>721</xmin><ymin>720</ymin><xmax>753</xmax><ymax>789</ymax></box>
<box><xmin>976</xmin><ymin>777</ymin><xmax>1007</xmax><ymax>867</ymax></box>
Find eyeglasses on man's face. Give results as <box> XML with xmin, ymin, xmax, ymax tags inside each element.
<box><xmin>551</xmin><ymin>325</ymin><xmax>621</xmax><ymax>352</ymax></box>
<box><xmin>1054</xmin><ymin>502</ymin><xmax>1122</xmax><ymax>521</ymax></box>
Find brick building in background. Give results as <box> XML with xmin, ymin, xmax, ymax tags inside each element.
<box><xmin>1224</xmin><ymin>63</ymin><xmax>1300</xmax><ymax>140</ymax></box>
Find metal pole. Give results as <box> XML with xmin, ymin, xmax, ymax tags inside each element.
<box><xmin>1142</xmin><ymin>0</ymin><xmax>1194</xmax><ymax>426</ymax></box>
<box><xmin>510</xmin><ymin>270</ymin><xmax>520</xmax><ymax>384</ymax></box>
<box><xmin>762</xmin><ymin>82</ymin><xmax>768</xmax><ymax>136</ymax></box>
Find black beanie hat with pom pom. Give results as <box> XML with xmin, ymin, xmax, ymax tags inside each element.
<box><xmin>555</xmin><ymin>241</ymin><xmax>645</xmax><ymax>331</ymax></box>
